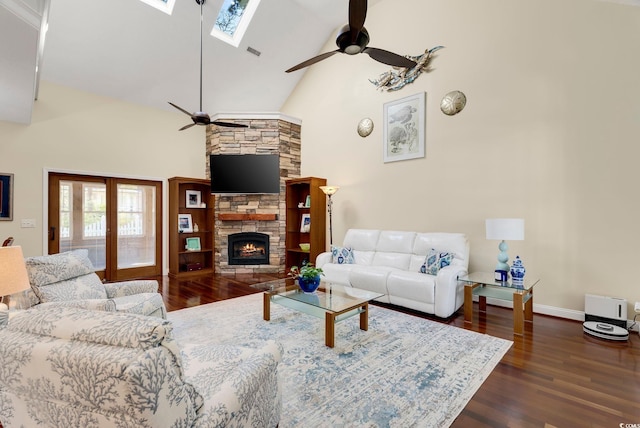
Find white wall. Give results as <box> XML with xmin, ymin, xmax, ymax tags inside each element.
<box><xmin>282</xmin><ymin>0</ymin><xmax>640</xmax><ymax>314</ymax></box>
<box><xmin>0</xmin><ymin>81</ymin><xmax>207</xmax><ymax>271</ymax></box>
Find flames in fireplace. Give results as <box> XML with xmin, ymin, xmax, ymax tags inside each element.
<box><xmin>228</xmin><ymin>232</ymin><xmax>270</xmax><ymax>265</ymax></box>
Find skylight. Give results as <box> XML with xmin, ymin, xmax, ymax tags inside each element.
<box><xmin>211</xmin><ymin>0</ymin><xmax>261</xmax><ymax>47</ymax></box>
<box><xmin>139</xmin><ymin>0</ymin><xmax>176</xmax><ymax>15</ymax></box>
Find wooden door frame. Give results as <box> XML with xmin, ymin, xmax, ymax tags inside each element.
<box><xmin>47</xmin><ymin>171</ymin><xmax>163</xmax><ymax>281</ymax></box>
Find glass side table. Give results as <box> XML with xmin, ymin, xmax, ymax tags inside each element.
<box><xmin>459</xmin><ymin>272</ymin><xmax>540</xmax><ymax>336</ymax></box>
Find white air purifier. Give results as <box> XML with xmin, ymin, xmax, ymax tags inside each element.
<box><xmin>583</xmin><ymin>294</ymin><xmax>629</xmax><ymax>341</ymax></box>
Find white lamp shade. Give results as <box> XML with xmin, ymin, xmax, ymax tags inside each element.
<box><xmin>0</xmin><ymin>246</ymin><xmax>31</xmax><ymax>297</ymax></box>
<box><xmin>486</xmin><ymin>218</ymin><xmax>525</xmax><ymax>241</ymax></box>
<box><xmin>319</xmin><ymin>185</ymin><xmax>339</xmax><ymax>196</ymax></box>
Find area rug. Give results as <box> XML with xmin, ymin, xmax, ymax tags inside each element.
<box><xmin>167</xmin><ymin>293</ymin><xmax>512</xmax><ymax>427</ymax></box>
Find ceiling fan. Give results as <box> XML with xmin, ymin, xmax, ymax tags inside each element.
<box><xmin>285</xmin><ymin>0</ymin><xmax>417</xmax><ymax>73</ymax></box>
<box><xmin>169</xmin><ymin>0</ymin><xmax>247</xmax><ymax>131</ymax></box>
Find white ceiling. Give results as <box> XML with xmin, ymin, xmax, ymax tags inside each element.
<box><xmin>0</xmin><ymin>0</ymin><xmax>384</xmax><ymax>125</ymax></box>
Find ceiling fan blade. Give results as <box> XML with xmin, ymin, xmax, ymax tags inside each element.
<box><xmin>286</xmin><ymin>50</ymin><xmax>340</xmax><ymax>73</ymax></box>
<box><xmin>212</xmin><ymin>121</ymin><xmax>248</xmax><ymax>128</ymax></box>
<box><xmin>349</xmin><ymin>0</ymin><xmax>367</xmax><ymax>43</ymax></box>
<box><xmin>363</xmin><ymin>47</ymin><xmax>417</xmax><ymax>68</ymax></box>
<box><xmin>179</xmin><ymin>123</ymin><xmax>197</xmax><ymax>131</ymax></box>
<box><xmin>169</xmin><ymin>102</ymin><xmax>193</xmax><ymax>117</ymax></box>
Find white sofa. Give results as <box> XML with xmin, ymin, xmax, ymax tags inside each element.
<box><xmin>316</xmin><ymin>229</ymin><xmax>470</xmax><ymax>318</ymax></box>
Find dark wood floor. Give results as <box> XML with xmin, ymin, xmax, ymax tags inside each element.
<box><xmin>158</xmin><ymin>273</ymin><xmax>640</xmax><ymax>427</ymax></box>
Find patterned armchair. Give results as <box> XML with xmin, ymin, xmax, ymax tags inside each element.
<box><xmin>0</xmin><ymin>307</ymin><xmax>282</xmax><ymax>427</ymax></box>
<box><xmin>24</xmin><ymin>249</ymin><xmax>166</xmax><ymax>318</ymax></box>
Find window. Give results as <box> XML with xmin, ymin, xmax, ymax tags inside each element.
<box><xmin>59</xmin><ymin>182</ymin><xmax>71</xmax><ymax>239</ymax></box>
<box><xmin>211</xmin><ymin>0</ymin><xmax>261</xmax><ymax>47</ymax></box>
<box><xmin>83</xmin><ymin>184</ymin><xmax>107</xmax><ymax>238</ymax></box>
<box><xmin>138</xmin><ymin>0</ymin><xmax>176</xmax><ymax>15</ymax></box>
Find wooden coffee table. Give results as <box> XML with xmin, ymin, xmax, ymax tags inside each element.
<box><xmin>261</xmin><ymin>278</ymin><xmax>384</xmax><ymax>348</ymax></box>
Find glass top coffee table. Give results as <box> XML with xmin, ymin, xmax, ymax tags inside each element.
<box><xmin>260</xmin><ymin>278</ymin><xmax>384</xmax><ymax>348</ymax></box>
<box><xmin>458</xmin><ymin>272</ymin><xmax>540</xmax><ymax>336</ymax></box>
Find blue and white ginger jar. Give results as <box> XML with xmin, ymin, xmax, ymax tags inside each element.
<box><xmin>510</xmin><ymin>256</ymin><xmax>526</xmax><ymax>283</ymax></box>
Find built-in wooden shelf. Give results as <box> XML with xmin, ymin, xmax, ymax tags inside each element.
<box><xmin>218</xmin><ymin>213</ymin><xmax>278</xmax><ymax>221</ymax></box>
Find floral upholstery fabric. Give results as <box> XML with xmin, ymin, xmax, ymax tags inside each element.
<box><xmin>24</xmin><ymin>249</ymin><xmax>166</xmax><ymax>319</ymax></box>
<box><xmin>183</xmin><ymin>341</ymin><xmax>283</xmax><ymax>428</ymax></box>
<box><xmin>0</xmin><ymin>307</ymin><xmax>282</xmax><ymax>428</ymax></box>
<box><xmin>0</xmin><ymin>307</ymin><xmax>201</xmax><ymax>427</ymax></box>
<box><xmin>26</xmin><ymin>249</ymin><xmax>107</xmax><ymax>302</ymax></box>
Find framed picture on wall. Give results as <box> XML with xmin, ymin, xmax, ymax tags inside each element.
<box><xmin>186</xmin><ymin>190</ymin><xmax>202</xmax><ymax>208</ymax></box>
<box><xmin>383</xmin><ymin>92</ymin><xmax>426</xmax><ymax>163</ymax></box>
<box><xmin>178</xmin><ymin>213</ymin><xmax>193</xmax><ymax>233</ymax></box>
<box><xmin>0</xmin><ymin>173</ymin><xmax>13</xmax><ymax>221</ymax></box>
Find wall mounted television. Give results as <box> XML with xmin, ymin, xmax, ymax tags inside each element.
<box><xmin>209</xmin><ymin>154</ymin><xmax>280</xmax><ymax>194</ymax></box>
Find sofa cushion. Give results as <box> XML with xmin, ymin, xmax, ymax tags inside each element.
<box><xmin>343</xmin><ymin>229</ymin><xmax>380</xmax><ymax>251</ymax></box>
<box><xmin>376</xmin><ymin>230</ymin><xmax>416</xmax><ymax>253</ymax></box>
<box><xmin>420</xmin><ymin>249</ymin><xmax>454</xmax><ymax>275</ymax></box>
<box><xmin>331</xmin><ymin>246</ymin><xmax>355</xmax><ymax>264</ymax></box>
<box><xmin>371</xmin><ymin>251</ymin><xmax>411</xmax><ymax>270</ymax></box>
<box><xmin>349</xmin><ymin>266</ymin><xmax>394</xmax><ymax>303</ymax></box>
<box><xmin>387</xmin><ymin>270</ymin><xmax>437</xmax><ymax>304</ymax></box>
<box><xmin>26</xmin><ymin>249</ymin><xmax>108</xmax><ymax>302</ymax></box>
<box><xmin>25</xmin><ymin>249</ymin><xmax>95</xmax><ymax>286</ymax></box>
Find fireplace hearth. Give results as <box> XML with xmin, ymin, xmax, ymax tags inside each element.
<box><xmin>228</xmin><ymin>232</ymin><xmax>270</xmax><ymax>265</ymax></box>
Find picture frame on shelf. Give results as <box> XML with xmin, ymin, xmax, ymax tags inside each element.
<box><xmin>185</xmin><ymin>237</ymin><xmax>201</xmax><ymax>251</ymax></box>
<box><xmin>383</xmin><ymin>92</ymin><xmax>426</xmax><ymax>163</ymax></box>
<box><xmin>0</xmin><ymin>173</ymin><xmax>13</xmax><ymax>221</ymax></box>
<box><xmin>304</xmin><ymin>195</ymin><xmax>311</xmax><ymax>207</ymax></box>
<box><xmin>300</xmin><ymin>213</ymin><xmax>311</xmax><ymax>233</ymax></box>
<box><xmin>178</xmin><ymin>213</ymin><xmax>193</xmax><ymax>233</ymax></box>
<box><xmin>186</xmin><ymin>190</ymin><xmax>202</xmax><ymax>208</ymax></box>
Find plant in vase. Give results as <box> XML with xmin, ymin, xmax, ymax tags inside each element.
<box><xmin>289</xmin><ymin>264</ymin><xmax>324</xmax><ymax>293</ymax></box>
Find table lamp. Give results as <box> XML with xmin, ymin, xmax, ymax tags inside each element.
<box><xmin>485</xmin><ymin>218</ymin><xmax>524</xmax><ymax>280</ymax></box>
<box><xmin>319</xmin><ymin>185</ymin><xmax>339</xmax><ymax>245</ymax></box>
<box><xmin>0</xmin><ymin>246</ymin><xmax>31</xmax><ymax>316</ymax></box>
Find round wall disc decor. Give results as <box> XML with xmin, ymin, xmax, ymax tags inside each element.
<box><xmin>357</xmin><ymin>118</ymin><xmax>374</xmax><ymax>137</ymax></box>
<box><xmin>440</xmin><ymin>91</ymin><xmax>467</xmax><ymax>116</ymax></box>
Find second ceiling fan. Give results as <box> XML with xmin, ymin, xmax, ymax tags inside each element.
<box><xmin>169</xmin><ymin>0</ymin><xmax>247</xmax><ymax>131</ymax></box>
<box><xmin>286</xmin><ymin>0</ymin><xmax>417</xmax><ymax>73</ymax></box>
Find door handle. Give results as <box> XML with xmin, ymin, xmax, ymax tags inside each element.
<box><xmin>50</xmin><ymin>226</ymin><xmax>55</xmax><ymax>241</ymax></box>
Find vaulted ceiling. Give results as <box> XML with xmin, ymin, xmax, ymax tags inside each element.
<box><xmin>0</xmin><ymin>0</ymin><xmax>383</xmax><ymax>124</ymax></box>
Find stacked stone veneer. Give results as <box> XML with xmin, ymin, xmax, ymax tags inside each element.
<box><xmin>206</xmin><ymin>118</ymin><xmax>301</xmax><ymax>275</ymax></box>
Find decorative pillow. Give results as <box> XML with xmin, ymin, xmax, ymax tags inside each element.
<box><xmin>420</xmin><ymin>249</ymin><xmax>454</xmax><ymax>275</ymax></box>
<box><xmin>331</xmin><ymin>246</ymin><xmax>355</xmax><ymax>264</ymax></box>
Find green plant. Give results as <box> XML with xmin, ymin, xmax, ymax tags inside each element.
<box><xmin>289</xmin><ymin>263</ymin><xmax>324</xmax><ymax>280</ymax></box>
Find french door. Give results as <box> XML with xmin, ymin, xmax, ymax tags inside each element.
<box><xmin>48</xmin><ymin>172</ymin><xmax>162</xmax><ymax>281</ymax></box>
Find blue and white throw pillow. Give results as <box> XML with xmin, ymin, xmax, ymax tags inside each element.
<box><xmin>420</xmin><ymin>249</ymin><xmax>454</xmax><ymax>275</ymax></box>
<box><xmin>331</xmin><ymin>246</ymin><xmax>355</xmax><ymax>264</ymax></box>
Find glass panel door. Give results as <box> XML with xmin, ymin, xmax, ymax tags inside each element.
<box><xmin>48</xmin><ymin>173</ymin><xmax>162</xmax><ymax>281</ymax></box>
<box><xmin>116</xmin><ymin>183</ymin><xmax>156</xmax><ymax>269</ymax></box>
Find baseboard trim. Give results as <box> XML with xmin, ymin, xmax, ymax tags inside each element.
<box><xmin>473</xmin><ymin>296</ymin><xmax>638</xmax><ymax>332</ymax></box>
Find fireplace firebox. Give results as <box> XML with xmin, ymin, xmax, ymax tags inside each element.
<box><xmin>228</xmin><ymin>232</ymin><xmax>270</xmax><ymax>265</ymax></box>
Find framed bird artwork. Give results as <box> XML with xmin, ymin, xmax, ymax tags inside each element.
<box><xmin>383</xmin><ymin>92</ymin><xmax>426</xmax><ymax>163</ymax></box>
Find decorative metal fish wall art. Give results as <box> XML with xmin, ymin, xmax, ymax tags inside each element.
<box><xmin>369</xmin><ymin>46</ymin><xmax>444</xmax><ymax>92</ymax></box>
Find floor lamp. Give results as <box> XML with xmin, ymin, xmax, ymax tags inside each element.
<box><xmin>319</xmin><ymin>186</ymin><xmax>339</xmax><ymax>246</ymax></box>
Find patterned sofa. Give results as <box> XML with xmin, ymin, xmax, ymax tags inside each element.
<box><xmin>24</xmin><ymin>249</ymin><xmax>166</xmax><ymax>318</ymax></box>
<box><xmin>0</xmin><ymin>306</ymin><xmax>282</xmax><ymax>427</ymax></box>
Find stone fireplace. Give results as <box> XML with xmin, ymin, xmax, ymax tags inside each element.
<box><xmin>206</xmin><ymin>115</ymin><xmax>301</xmax><ymax>275</ymax></box>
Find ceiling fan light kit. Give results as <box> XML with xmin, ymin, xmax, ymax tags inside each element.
<box><xmin>285</xmin><ymin>0</ymin><xmax>417</xmax><ymax>73</ymax></box>
<box><xmin>169</xmin><ymin>0</ymin><xmax>248</xmax><ymax>131</ymax></box>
